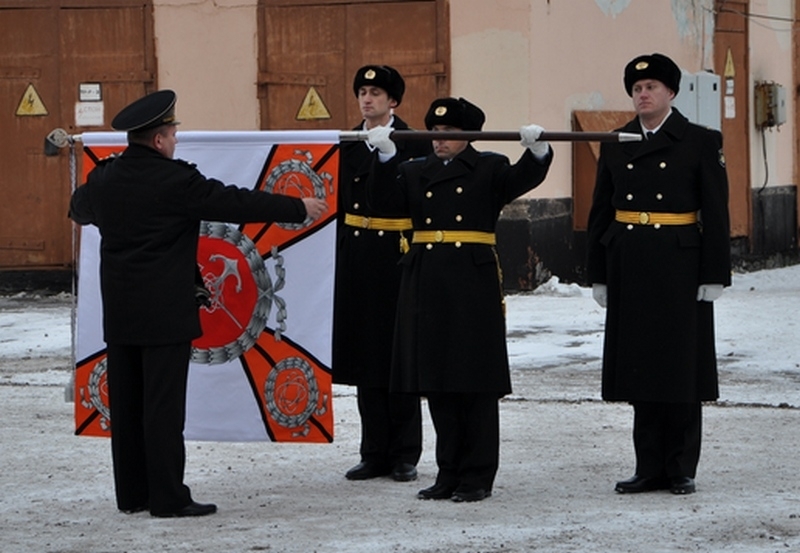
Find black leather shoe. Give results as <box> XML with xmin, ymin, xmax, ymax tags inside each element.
<box><xmin>345</xmin><ymin>461</ymin><xmax>391</xmax><ymax>480</ymax></box>
<box><xmin>670</xmin><ymin>476</ymin><xmax>696</xmax><ymax>495</ymax></box>
<box><xmin>614</xmin><ymin>475</ymin><xmax>670</xmax><ymax>494</ymax></box>
<box><xmin>391</xmin><ymin>463</ymin><xmax>418</xmax><ymax>482</ymax></box>
<box><xmin>417</xmin><ymin>483</ymin><xmax>457</xmax><ymax>500</ymax></box>
<box><xmin>152</xmin><ymin>501</ymin><xmax>217</xmax><ymax>518</ymax></box>
<box><xmin>451</xmin><ymin>488</ymin><xmax>491</xmax><ymax>503</ymax></box>
<box><xmin>120</xmin><ymin>505</ymin><xmax>148</xmax><ymax>514</ymax></box>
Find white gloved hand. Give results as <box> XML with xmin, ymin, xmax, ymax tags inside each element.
<box><xmin>520</xmin><ymin>124</ymin><xmax>549</xmax><ymax>158</ymax></box>
<box><xmin>697</xmin><ymin>284</ymin><xmax>724</xmax><ymax>302</ymax></box>
<box><xmin>366</xmin><ymin>125</ymin><xmax>397</xmax><ymax>158</ymax></box>
<box><xmin>592</xmin><ymin>283</ymin><xmax>608</xmax><ymax>308</ymax></box>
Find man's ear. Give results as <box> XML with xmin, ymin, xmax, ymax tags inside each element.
<box><xmin>152</xmin><ymin>131</ymin><xmax>165</xmax><ymax>152</ymax></box>
<box><xmin>389</xmin><ymin>98</ymin><xmax>399</xmax><ymax>110</ymax></box>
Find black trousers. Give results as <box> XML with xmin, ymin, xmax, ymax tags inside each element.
<box><xmin>632</xmin><ymin>401</ymin><xmax>702</xmax><ymax>479</ymax></box>
<box><xmin>106</xmin><ymin>342</ymin><xmax>193</xmax><ymax>514</ymax></box>
<box><xmin>356</xmin><ymin>385</ymin><xmax>422</xmax><ymax>467</ymax></box>
<box><xmin>426</xmin><ymin>392</ymin><xmax>499</xmax><ymax>492</ymax></box>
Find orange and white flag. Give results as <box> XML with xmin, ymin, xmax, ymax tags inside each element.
<box><xmin>73</xmin><ymin>131</ymin><xmax>338</xmax><ymax>443</ymax></box>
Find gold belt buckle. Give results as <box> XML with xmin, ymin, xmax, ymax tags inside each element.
<box><xmin>434</xmin><ymin>230</ymin><xmax>444</xmax><ymax>242</ymax></box>
<box><xmin>361</xmin><ymin>217</ymin><xmax>370</xmax><ymax>229</ymax></box>
<box><xmin>638</xmin><ymin>212</ymin><xmax>650</xmax><ymax>225</ymax></box>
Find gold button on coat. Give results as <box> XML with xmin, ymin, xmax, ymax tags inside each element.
<box><xmin>627</xmin><ymin>163</ymin><xmax>634</xmax><ymax>170</ymax></box>
<box><xmin>455</xmin><ymin>215</ymin><xmax>463</xmax><ymax>222</ymax></box>
<box><xmin>426</xmin><ymin>191</ymin><xmax>433</xmax><ymax>198</ymax></box>
<box><xmin>353</xmin><ymin>202</ymin><xmax>360</xmax><ymax>210</ymax></box>
<box><xmin>626</xmin><ymin>194</ymin><xmax>633</xmax><ymax>201</ymax></box>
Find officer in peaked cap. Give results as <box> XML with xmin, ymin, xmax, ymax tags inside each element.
<box><xmin>623</xmin><ymin>52</ymin><xmax>682</xmax><ymax>97</ymax></box>
<box><xmin>334</xmin><ymin>64</ymin><xmax>429</xmax><ymax>484</ymax></box>
<box><xmin>363</xmin><ymin>99</ymin><xmax>552</xmax><ymax>502</ymax></box>
<box><xmin>423</xmin><ymin>97</ymin><xmax>486</xmax><ymax>132</ymax></box>
<box><xmin>352</xmin><ymin>64</ymin><xmax>406</xmax><ymax>106</ymax></box>
<box><xmin>587</xmin><ymin>53</ymin><xmax>731</xmax><ymax>496</ymax></box>
<box><xmin>111</xmin><ymin>89</ymin><xmax>179</xmax><ymax>132</ymax></box>
<box><xmin>69</xmin><ymin>90</ymin><xmax>327</xmax><ymax>518</ymax></box>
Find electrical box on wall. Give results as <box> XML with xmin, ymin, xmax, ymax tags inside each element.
<box><xmin>754</xmin><ymin>81</ymin><xmax>786</xmax><ymax>129</ymax></box>
<box><xmin>672</xmin><ymin>70</ymin><xmax>721</xmax><ymax>130</ymax></box>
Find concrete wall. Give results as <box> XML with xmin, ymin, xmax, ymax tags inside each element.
<box><xmin>154</xmin><ymin>0</ymin><xmax>260</xmax><ymax>130</ymax></box>
<box><xmin>747</xmin><ymin>0</ymin><xmax>795</xmax><ymax>190</ymax></box>
<box><xmin>448</xmin><ymin>0</ymin><xmax>711</xmax><ymax>200</ymax></box>
<box><xmin>151</xmin><ymin>0</ymin><xmax>795</xmax><ymax>198</ymax></box>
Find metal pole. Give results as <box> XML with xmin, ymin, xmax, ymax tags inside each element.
<box><xmin>339</xmin><ymin>130</ymin><xmax>642</xmax><ymax>143</ymax></box>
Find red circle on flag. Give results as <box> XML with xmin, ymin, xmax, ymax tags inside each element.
<box><xmin>194</xmin><ymin>236</ymin><xmax>259</xmax><ymax>349</ymax></box>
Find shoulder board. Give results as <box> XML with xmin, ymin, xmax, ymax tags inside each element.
<box><xmin>95</xmin><ymin>152</ymin><xmax>119</xmax><ymax>165</ymax></box>
<box><xmin>172</xmin><ymin>158</ymin><xmax>197</xmax><ymax>169</ymax></box>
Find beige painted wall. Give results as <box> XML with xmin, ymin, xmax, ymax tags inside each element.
<box><xmin>747</xmin><ymin>0</ymin><xmax>795</xmax><ymax>189</ymax></box>
<box><xmin>449</xmin><ymin>0</ymin><xmax>713</xmax><ymax>199</ymax></box>
<box><xmin>151</xmin><ymin>0</ymin><xmax>795</xmax><ymax>198</ymax></box>
<box><xmin>154</xmin><ymin>0</ymin><xmax>260</xmax><ymax>131</ymax></box>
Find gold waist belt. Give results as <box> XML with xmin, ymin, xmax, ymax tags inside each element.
<box><xmin>412</xmin><ymin>230</ymin><xmax>496</xmax><ymax>245</ymax></box>
<box><xmin>344</xmin><ymin>213</ymin><xmax>413</xmax><ymax>231</ymax></box>
<box><xmin>615</xmin><ymin>210</ymin><xmax>698</xmax><ymax>226</ymax></box>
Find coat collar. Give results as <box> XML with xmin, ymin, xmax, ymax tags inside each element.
<box><xmin>621</xmin><ymin>108</ymin><xmax>689</xmax><ymax>159</ymax></box>
<box><xmin>421</xmin><ymin>144</ymin><xmax>480</xmax><ymax>185</ymax></box>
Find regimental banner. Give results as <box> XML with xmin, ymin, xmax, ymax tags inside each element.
<box><xmin>73</xmin><ymin>131</ymin><xmax>339</xmax><ymax>443</ymax></box>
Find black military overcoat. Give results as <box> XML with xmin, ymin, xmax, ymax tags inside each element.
<box><xmin>586</xmin><ymin>110</ymin><xmax>731</xmax><ymax>402</ymax></box>
<box><xmin>332</xmin><ymin>116</ymin><xmax>431</xmax><ymax>387</ymax></box>
<box><xmin>371</xmin><ymin>144</ymin><xmax>552</xmax><ymax>395</ymax></box>
<box><xmin>69</xmin><ymin>143</ymin><xmax>306</xmax><ymax>345</ymax></box>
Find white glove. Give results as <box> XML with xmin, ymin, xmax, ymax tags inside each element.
<box><xmin>592</xmin><ymin>283</ymin><xmax>608</xmax><ymax>308</ymax></box>
<box><xmin>697</xmin><ymin>284</ymin><xmax>724</xmax><ymax>302</ymax></box>
<box><xmin>520</xmin><ymin>124</ymin><xmax>549</xmax><ymax>158</ymax></box>
<box><xmin>366</xmin><ymin>125</ymin><xmax>397</xmax><ymax>158</ymax></box>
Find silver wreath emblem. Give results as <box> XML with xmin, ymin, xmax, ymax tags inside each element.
<box><xmin>264</xmin><ymin>356</ymin><xmax>328</xmax><ymax>437</ymax></box>
<box><xmin>263</xmin><ymin>149</ymin><xmax>333</xmax><ymax>230</ymax></box>
<box><xmin>191</xmin><ymin>221</ymin><xmax>287</xmax><ymax>365</ymax></box>
<box><xmin>79</xmin><ymin>358</ymin><xmax>111</xmax><ymax>430</ymax></box>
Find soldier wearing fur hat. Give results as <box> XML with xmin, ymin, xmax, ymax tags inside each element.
<box><xmin>333</xmin><ymin>65</ymin><xmax>431</xmax><ymax>483</ymax></box>
<box><xmin>69</xmin><ymin>90</ymin><xmax>327</xmax><ymax>518</ymax></box>
<box><xmin>365</xmin><ymin>97</ymin><xmax>553</xmax><ymax>502</ymax></box>
<box><xmin>587</xmin><ymin>53</ymin><xmax>731</xmax><ymax>495</ymax></box>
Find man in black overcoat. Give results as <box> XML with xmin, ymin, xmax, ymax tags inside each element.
<box><xmin>332</xmin><ymin>65</ymin><xmax>431</xmax><ymax>482</ymax></box>
<box><xmin>68</xmin><ymin>90</ymin><xmax>328</xmax><ymax>517</ymax></box>
<box><xmin>587</xmin><ymin>53</ymin><xmax>731</xmax><ymax>495</ymax></box>
<box><xmin>366</xmin><ymin>97</ymin><xmax>552</xmax><ymax>502</ymax></box>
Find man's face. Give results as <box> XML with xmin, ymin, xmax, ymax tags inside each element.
<box><xmin>631</xmin><ymin>79</ymin><xmax>675</xmax><ymax>122</ymax></box>
<box><xmin>431</xmin><ymin>125</ymin><xmax>468</xmax><ymax>160</ymax></box>
<box><xmin>153</xmin><ymin>125</ymin><xmax>178</xmax><ymax>159</ymax></box>
<box><xmin>358</xmin><ymin>86</ymin><xmax>396</xmax><ymax>123</ymax></box>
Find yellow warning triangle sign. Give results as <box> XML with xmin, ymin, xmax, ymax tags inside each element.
<box><xmin>296</xmin><ymin>87</ymin><xmax>331</xmax><ymax>121</ymax></box>
<box><xmin>724</xmin><ymin>48</ymin><xmax>736</xmax><ymax>78</ymax></box>
<box><xmin>16</xmin><ymin>83</ymin><xmax>49</xmax><ymax>116</ymax></box>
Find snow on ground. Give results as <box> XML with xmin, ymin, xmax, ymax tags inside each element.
<box><xmin>0</xmin><ymin>265</ymin><xmax>798</xmax><ymax>552</ymax></box>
